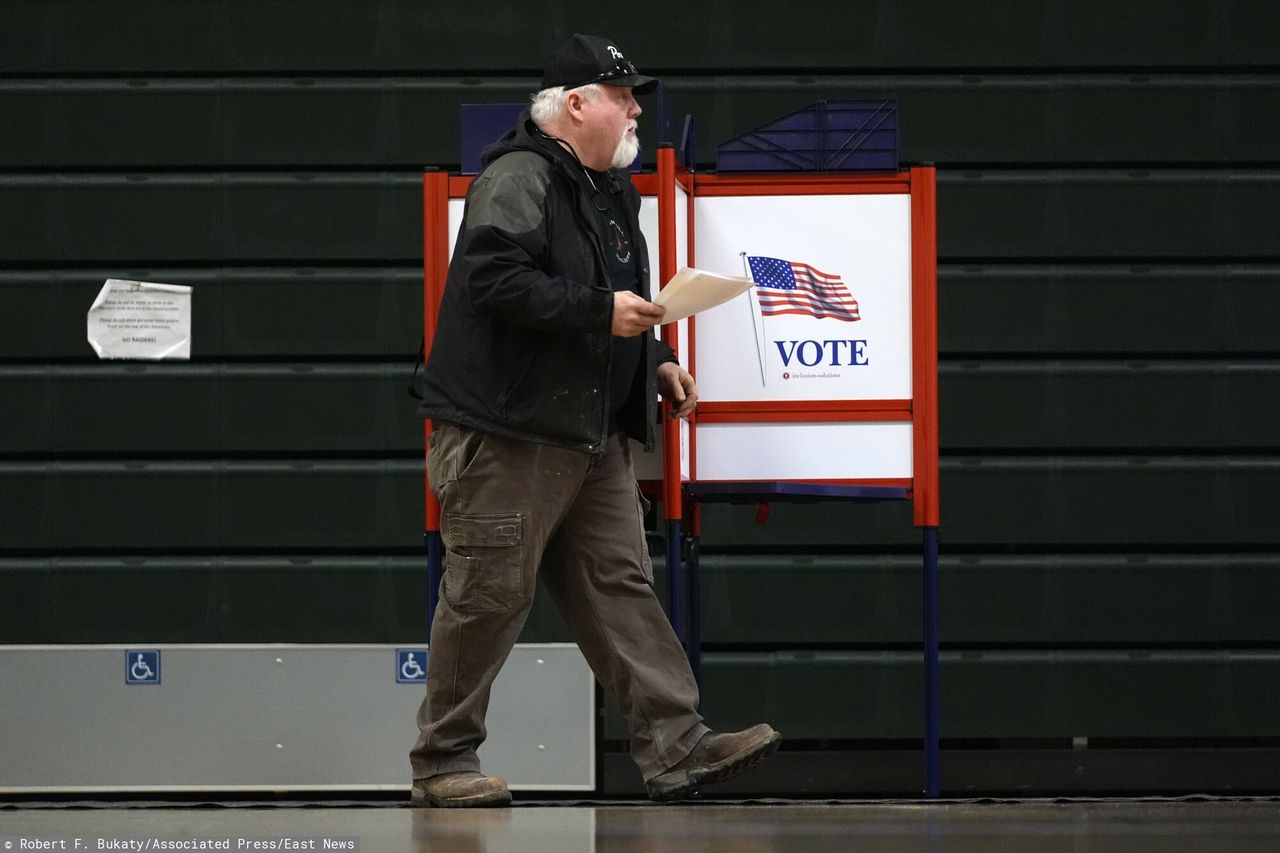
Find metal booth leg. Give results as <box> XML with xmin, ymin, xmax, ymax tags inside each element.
<box><xmin>426</xmin><ymin>531</ymin><xmax>443</xmax><ymax>634</ymax></box>
<box><xmin>664</xmin><ymin>519</ymin><xmax>686</xmax><ymax>648</ymax></box>
<box><xmin>923</xmin><ymin>525</ymin><xmax>940</xmax><ymax>797</ymax></box>
<box><xmin>685</xmin><ymin>526</ymin><xmax>703</xmax><ymax>693</ymax></box>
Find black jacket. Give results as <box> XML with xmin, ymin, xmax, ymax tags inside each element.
<box><xmin>416</xmin><ymin>109</ymin><xmax>676</xmax><ymax>454</ymax></box>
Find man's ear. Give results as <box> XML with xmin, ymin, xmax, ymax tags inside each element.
<box><xmin>564</xmin><ymin>89</ymin><xmax>587</xmax><ymax>124</ymax></box>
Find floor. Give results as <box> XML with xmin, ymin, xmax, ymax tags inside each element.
<box><xmin>3</xmin><ymin>799</ymin><xmax>1279</xmax><ymax>853</ymax></box>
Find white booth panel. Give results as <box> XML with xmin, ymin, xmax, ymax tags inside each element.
<box><xmin>640</xmin><ymin>195</ymin><xmax>660</xmax><ymax>289</ymax></box>
<box><xmin>692</xmin><ymin>193</ymin><xmax>913</xmax><ymax>403</ymax></box>
<box><xmin>694</xmin><ymin>421</ymin><xmax>914</xmax><ymax>481</ymax></box>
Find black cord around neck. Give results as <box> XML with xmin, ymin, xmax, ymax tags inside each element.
<box><xmin>535</xmin><ymin>129</ymin><xmax>611</xmax><ymax>211</ymax></box>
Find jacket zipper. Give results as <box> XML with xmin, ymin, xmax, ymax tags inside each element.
<box><xmin>557</xmin><ymin>159</ymin><xmax>615</xmax><ymax>453</ymax></box>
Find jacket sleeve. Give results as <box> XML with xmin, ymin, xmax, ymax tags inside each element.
<box><xmin>655</xmin><ymin>338</ymin><xmax>678</xmax><ymax>367</ymax></box>
<box><xmin>454</xmin><ymin>157</ymin><xmax>613</xmax><ymax>334</ymax></box>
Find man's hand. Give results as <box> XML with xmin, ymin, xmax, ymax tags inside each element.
<box><xmin>612</xmin><ymin>290</ymin><xmax>666</xmax><ymax>337</ymax></box>
<box><xmin>657</xmin><ymin>362</ymin><xmax>698</xmax><ymax>419</ymax></box>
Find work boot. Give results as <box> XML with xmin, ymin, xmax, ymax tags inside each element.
<box><xmin>645</xmin><ymin>723</ymin><xmax>781</xmax><ymax>802</ymax></box>
<box><xmin>411</xmin><ymin>771</ymin><xmax>512</xmax><ymax>807</ymax></box>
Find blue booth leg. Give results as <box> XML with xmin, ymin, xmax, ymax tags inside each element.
<box><xmin>923</xmin><ymin>525</ymin><xmax>940</xmax><ymax>797</ymax></box>
<box><xmin>686</xmin><ymin>529</ymin><xmax>703</xmax><ymax>694</ymax></box>
<box><xmin>426</xmin><ymin>531</ymin><xmax>443</xmax><ymax>635</ymax></box>
<box><xmin>664</xmin><ymin>519</ymin><xmax>685</xmax><ymax>649</ymax></box>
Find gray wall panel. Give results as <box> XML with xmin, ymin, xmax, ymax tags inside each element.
<box><xmin>0</xmin><ymin>644</ymin><xmax>593</xmax><ymax>791</ymax></box>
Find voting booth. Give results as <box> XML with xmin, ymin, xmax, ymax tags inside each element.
<box><xmin>423</xmin><ymin>113</ymin><xmax>940</xmax><ymax>794</ymax></box>
<box><xmin>655</xmin><ymin>150</ymin><xmax>941</xmax><ymax>796</ymax></box>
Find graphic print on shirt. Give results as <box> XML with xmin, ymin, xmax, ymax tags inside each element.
<box><xmin>607</xmin><ymin>218</ymin><xmax>632</xmax><ymax>265</ymax></box>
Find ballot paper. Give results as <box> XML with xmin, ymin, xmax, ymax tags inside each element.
<box><xmin>653</xmin><ymin>267</ymin><xmax>754</xmax><ymax>324</ymax></box>
<box><xmin>87</xmin><ymin>278</ymin><xmax>192</xmax><ymax>360</ymax></box>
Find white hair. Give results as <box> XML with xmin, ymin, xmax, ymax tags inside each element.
<box><xmin>529</xmin><ymin>83</ymin><xmax>601</xmax><ymax>128</ymax></box>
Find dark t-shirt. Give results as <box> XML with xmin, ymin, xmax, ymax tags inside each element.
<box><xmin>586</xmin><ymin>168</ymin><xmax>643</xmax><ymax>416</ymax></box>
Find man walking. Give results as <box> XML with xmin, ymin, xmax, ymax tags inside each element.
<box><xmin>411</xmin><ymin>33</ymin><xmax>779</xmax><ymax>806</ymax></box>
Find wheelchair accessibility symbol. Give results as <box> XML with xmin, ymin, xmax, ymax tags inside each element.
<box><xmin>125</xmin><ymin>649</ymin><xmax>161</xmax><ymax>685</ymax></box>
<box><xmin>396</xmin><ymin>649</ymin><xmax>428</xmax><ymax>684</ymax></box>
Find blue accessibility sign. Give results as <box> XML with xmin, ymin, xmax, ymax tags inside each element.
<box><xmin>125</xmin><ymin>649</ymin><xmax>161</xmax><ymax>685</ymax></box>
<box><xmin>396</xmin><ymin>648</ymin><xmax>428</xmax><ymax>684</ymax></box>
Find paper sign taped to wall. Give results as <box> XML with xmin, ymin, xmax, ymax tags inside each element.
<box><xmin>87</xmin><ymin>279</ymin><xmax>192</xmax><ymax>360</ymax></box>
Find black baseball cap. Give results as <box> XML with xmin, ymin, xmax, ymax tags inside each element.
<box><xmin>540</xmin><ymin>33</ymin><xmax>659</xmax><ymax>95</ymax></box>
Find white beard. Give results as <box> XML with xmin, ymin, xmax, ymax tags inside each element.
<box><xmin>611</xmin><ymin>124</ymin><xmax>640</xmax><ymax>169</ymax></box>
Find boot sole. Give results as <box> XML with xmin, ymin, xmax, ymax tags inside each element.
<box><xmin>411</xmin><ymin>788</ymin><xmax>512</xmax><ymax>808</ymax></box>
<box><xmin>647</xmin><ymin>730</ymin><xmax>782</xmax><ymax>802</ymax></box>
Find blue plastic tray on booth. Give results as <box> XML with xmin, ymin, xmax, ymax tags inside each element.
<box><xmin>460</xmin><ymin>104</ymin><xmax>526</xmax><ymax>175</ymax></box>
<box><xmin>460</xmin><ymin>98</ymin><xmax>663</xmax><ymax>175</ymax></box>
<box><xmin>716</xmin><ymin>99</ymin><xmax>898</xmax><ymax>173</ymax></box>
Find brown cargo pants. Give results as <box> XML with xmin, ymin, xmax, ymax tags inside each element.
<box><xmin>410</xmin><ymin>422</ymin><xmax>709</xmax><ymax>783</ymax></box>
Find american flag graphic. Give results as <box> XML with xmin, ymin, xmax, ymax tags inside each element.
<box><xmin>746</xmin><ymin>255</ymin><xmax>861</xmax><ymax>322</ymax></box>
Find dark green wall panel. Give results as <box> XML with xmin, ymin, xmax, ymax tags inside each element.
<box><xmin>3</xmin><ymin>460</ymin><xmax>1278</xmax><ymax>552</ymax></box>
<box><xmin>696</xmin><ymin>458</ymin><xmax>1280</xmax><ymax>548</ymax></box>
<box><xmin>3</xmin><ymin>361</ymin><xmax>1275</xmax><ymax>454</ymax></box>
<box><xmin>0</xmin><ymin>365</ymin><xmax>422</xmax><ymax>454</ymax></box>
<box><xmin>670</xmin><ymin>78</ymin><xmax>1280</xmax><ymax>168</ymax></box>
<box><xmin>0</xmin><ymin>460</ymin><xmax>423</xmax><ymax>552</ymax></box>
<box><xmin>4</xmin><ymin>0</ymin><xmax>1278</xmax><ymax>771</ymax></box>
<box><xmin>0</xmin><ymin>174</ymin><xmax>420</xmax><ymax>264</ymax></box>
<box><xmin>941</xmin><ymin>266</ymin><xmax>1280</xmax><ymax>356</ymax></box>
<box><xmin>3</xmin><ymin>173</ymin><xmax>1276</xmax><ymax>265</ymax></box>
<box><xmin>694</xmin><ymin>554</ymin><xmax>1280</xmax><ymax>646</ymax></box>
<box><xmin>5</xmin><ymin>77</ymin><xmax>1277</xmax><ymax>168</ymax></box>
<box><xmin>0</xmin><ymin>556</ymin><xmax>575</xmax><ymax>645</ymax></box>
<box><xmin>937</xmin><ymin>651</ymin><xmax>1280</xmax><ymax>739</ymax></box>
<box><xmin>0</xmin><ymin>267</ymin><xmax>421</xmax><ymax>360</ymax></box>
<box><xmin>0</xmin><ymin>79</ymin><xmax>458</xmax><ymax>169</ymax></box>
<box><xmin>5</xmin><ymin>265</ymin><xmax>1277</xmax><ymax>361</ymax></box>
<box><xmin>4</xmin><ymin>553</ymin><xmax>1276</xmax><ymax>647</ymax></box>
<box><xmin>937</xmin><ymin>171</ymin><xmax>1280</xmax><ymax>260</ymax></box>
<box><xmin>0</xmin><ymin>557</ymin><xmax>425</xmax><ymax>644</ymax></box>
<box><xmin>938</xmin><ymin>361</ymin><xmax>1280</xmax><ymax>450</ymax></box>
<box><xmin>605</xmin><ymin>650</ymin><xmax>1280</xmax><ymax>739</ymax></box>
<box><xmin>6</xmin><ymin>2</ymin><xmax>1277</xmax><ymax>74</ymax></box>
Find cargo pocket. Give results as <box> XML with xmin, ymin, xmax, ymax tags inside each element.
<box><xmin>442</xmin><ymin>513</ymin><xmax>525</xmax><ymax>614</ymax></box>
<box><xmin>635</xmin><ymin>486</ymin><xmax>654</xmax><ymax>586</ymax></box>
